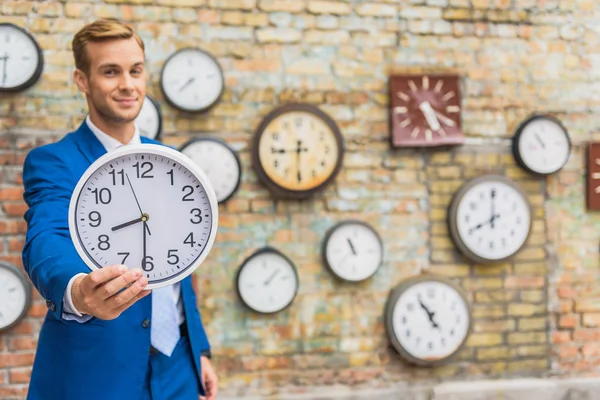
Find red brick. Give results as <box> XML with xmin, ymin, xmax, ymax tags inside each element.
<box><xmin>0</xmin><ymin>353</ymin><xmax>35</xmax><ymax>368</ymax></box>
<box><xmin>8</xmin><ymin>238</ymin><xmax>24</xmax><ymax>253</ymax></box>
<box><xmin>0</xmin><ymin>387</ymin><xmax>28</xmax><ymax>397</ymax></box>
<box><xmin>2</xmin><ymin>202</ymin><xmax>28</xmax><ymax>217</ymax></box>
<box><xmin>0</xmin><ymin>255</ymin><xmax>23</xmax><ymax>268</ymax></box>
<box><xmin>0</xmin><ymin>153</ymin><xmax>16</xmax><ymax>165</ymax></box>
<box><xmin>9</xmin><ymin>367</ymin><xmax>32</xmax><ymax>384</ymax></box>
<box><xmin>27</xmin><ymin>302</ymin><xmax>47</xmax><ymax>318</ymax></box>
<box><xmin>558</xmin><ymin>344</ymin><xmax>579</xmax><ymax>358</ymax></box>
<box><xmin>552</xmin><ymin>331</ymin><xmax>572</xmax><ymax>344</ymax></box>
<box><xmin>4</xmin><ymin>320</ymin><xmax>33</xmax><ymax>335</ymax></box>
<box><xmin>0</xmin><ymin>220</ymin><xmax>27</xmax><ymax>235</ymax></box>
<box><xmin>559</xmin><ymin>315</ymin><xmax>579</xmax><ymax>329</ymax></box>
<box><xmin>504</xmin><ymin>276</ymin><xmax>544</xmax><ymax>289</ymax></box>
<box><xmin>0</xmin><ymin>187</ymin><xmax>24</xmax><ymax>201</ymax></box>
<box><xmin>8</xmin><ymin>337</ymin><xmax>38</xmax><ymax>351</ymax></box>
<box><xmin>559</xmin><ymin>300</ymin><xmax>573</xmax><ymax>313</ymax></box>
<box><xmin>573</xmin><ymin>329</ymin><xmax>600</xmax><ymax>341</ymax></box>
<box><xmin>582</xmin><ymin>343</ymin><xmax>600</xmax><ymax>359</ymax></box>
<box><xmin>557</xmin><ymin>286</ymin><xmax>577</xmax><ymax>299</ymax></box>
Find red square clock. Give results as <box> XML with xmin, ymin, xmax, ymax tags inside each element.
<box><xmin>389</xmin><ymin>74</ymin><xmax>465</xmax><ymax>148</ymax></box>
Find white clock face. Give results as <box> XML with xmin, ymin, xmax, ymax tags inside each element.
<box><xmin>237</xmin><ymin>250</ymin><xmax>299</xmax><ymax>314</ymax></box>
<box><xmin>0</xmin><ymin>265</ymin><xmax>29</xmax><ymax>330</ymax></box>
<box><xmin>160</xmin><ymin>48</ymin><xmax>224</xmax><ymax>112</ymax></box>
<box><xmin>516</xmin><ymin>117</ymin><xmax>570</xmax><ymax>174</ymax></box>
<box><xmin>390</xmin><ymin>280</ymin><xmax>470</xmax><ymax>362</ymax></box>
<box><xmin>135</xmin><ymin>96</ymin><xmax>161</xmax><ymax>140</ymax></box>
<box><xmin>454</xmin><ymin>178</ymin><xmax>531</xmax><ymax>261</ymax></box>
<box><xmin>180</xmin><ymin>139</ymin><xmax>241</xmax><ymax>203</ymax></box>
<box><xmin>69</xmin><ymin>144</ymin><xmax>219</xmax><ymax>289</ymax></box>
<box><xmin>324</xmin><ymin>221</ymin><xmax>383</xmax><ymax>281</ymax></box>
<box><xmin>0</xmin><ymin>24</ymin><xmax>43</xmax><ymax>91</ymax></box>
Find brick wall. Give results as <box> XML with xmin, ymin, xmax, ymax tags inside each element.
<box><xmin>1</xmin><ymin>0</ymin><xmax>599</xmax><ymax>398</ymax></box>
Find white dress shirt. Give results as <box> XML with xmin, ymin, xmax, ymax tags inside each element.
<box><xmin>62</xmin><ymin>116</ymin><xmax>185</xmax><ymax>325</ymax></box>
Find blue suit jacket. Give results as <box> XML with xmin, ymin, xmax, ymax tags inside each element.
<box><xmin>22</xmin><ymin>121</ymin><xmax>210</xmax><ymax>399</ymax></box>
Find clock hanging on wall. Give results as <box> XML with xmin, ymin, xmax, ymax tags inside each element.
<box><xmin>251</xmin><ymin>103</ymin><xmax>345</xmax><ymax>199</ymax></box>
<box><xmin>389</xmin><ymin>74</ymin><xmax>464</xmax><ymax>148</ymax></box>
<box><xmin>0</xmin><ymin>23</ymin><xmax>44</xmax><ymax>92</ymax></box>
<box><xmin>0</xmin><ymin>261</ymin><xmax>32</xmax><ymax>332</ymax></box>
<box><xmin>384</xmin><ymin>275</ymin><xmax>472</xmax><ymax>366</ymax></box>
<box><xmin>447</xmin><ymin>174</ymin><xmax>532</xmax><ymax>265</ymax></box>
<box><xmin>135</xmin><ymin>95</ymin><xmax>163</xmax><ymax>141</ymax></box>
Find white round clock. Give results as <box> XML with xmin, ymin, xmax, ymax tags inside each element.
<box><xmin>68</xmin><ymin>144</ymin><xmax>219</xmax><ymax>289</ymax></box>
<box><xmin>135</xmin><ymin>95</ymin><xmax>162</xmax><ymax>141</ymax></box>
<box><xmin>512</xmin><ymin>114</ymin><xmax>571</xmax><ymax>175</ymax></box>
<box><xmin>179</xmin><ymin>137</ymin><xmax>242</xmax><ymax>204</ymax></box>
<box><xmin>385</xmin><ymin>275</ymin><xmax>472</xmax><ymax>366</ymax></box>
<box><xmin>160</xmin><ymin>47</ymin><xmax>224</xmax><ymax>113</ymax></box>
<box><xmin>0</xmin><ymin>23</ymin><xmax>44</xmax><ymax>92</ymax></box>
<box><xmin>448</xmin><ymin>174</ymin><xmax>532</xmax><ymax>265</ymax></box>
<box><xmin>236</xmin><ymin>247</ymin><xmax>299</xmax><ymax>314</ymax></box>
<box><xmin>0</xmin><ymin>261</ymin><xmax>32</xmax><ymax>331</ymax></box>
<box><xmin>322</xmin><ymin>220</ymin><xmax>384</xmax><ymax>282</ymax></box>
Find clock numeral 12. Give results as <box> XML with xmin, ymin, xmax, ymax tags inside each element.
<box><xmin>133</xmin><ymin>161</ymin><xmax>154</xmax><ymax>178</ymax></box>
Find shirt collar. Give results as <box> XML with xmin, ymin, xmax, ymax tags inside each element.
<box><xmin>85</xmin><ymin>115</ymin><xmax>141</xmax><ymax>152</ymax></box>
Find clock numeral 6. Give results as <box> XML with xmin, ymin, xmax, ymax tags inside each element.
<box><xmin>167</xmin><ymin>249</ymin><xmax>179</xmax><ymax>265</ymax></box>
<box><xmin>91</xmin><ymin>188</ymin><xmax>111</xmax><ymax>205</ymax></box>
<box><xmin>190</xmin><ymin>208</ymin><xmax>202</xmax><ymax>224</ymax></box>
<box><xmin>133</xmin><ymin>161</ymin><xmax>154</xmax><ymax>179</ymax></box>
<box><xmin>89</xmin><ymin>211</ymin><xmax>101</xmax><ymax>227</ymax></box>
<box><xmin>142</xmin><ymin>256</ymin><xmax>154</xmax><ymax>271</ymax></box>
<box><xmin>98</xmin><ymin>235</ymin><xmax>110</xmax><ymax>251</ymax></box>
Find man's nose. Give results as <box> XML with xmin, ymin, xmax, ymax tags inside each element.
<box><xmin>118</xmin><ymin>73</ymin><xmax>135</xmax><ymax>91</ymax></box>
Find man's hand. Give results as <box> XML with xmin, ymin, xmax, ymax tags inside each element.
<box><xmin>199</xmin><ymin>356</ymin><xmax>218</xmax><ymax>400</ymax></box>
<box><xmin>71</xmin><ymin>264</ymin><xmax>150</xmax><ymax>320</ymax></box>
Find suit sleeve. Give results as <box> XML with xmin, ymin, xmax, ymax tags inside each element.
<box><xmin>22</xmin><ymin>146</ymin><xmax>91</xmax><ymax>321</ymax></box>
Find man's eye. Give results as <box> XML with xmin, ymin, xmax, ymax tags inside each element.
<box><xmin>104</xmin><ymin>70</ymin><xmax>116</xmax><ymax>76</ymax></box>
<box><xmin>132</xmin><ymin>69</ymin><xmax>142</xmax><ymax>75</ymax></box>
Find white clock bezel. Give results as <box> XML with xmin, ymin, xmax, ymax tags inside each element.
<box><xmin>235</xmin><ymin>246</ymin><xmax>299</xmax><ymax>314</ymax></box>
<box><xmin>321</xmin><ymin>219</ymin><xmax>384</xmax><ymax>282</ymax></box>
<box><xmin>68</xmin><ymin>144</ymin><xmax>219</xmax><ymax>289</ymax></box>
<box><xmin>512</xmin><ymin>114</ymin><xmax>571</xmax><ymax>176</ymax></box>
<box><xmin>384</xmin><ymin>274</ymin><xmax>472</xmax><ymax>367</ymax></box>
<box><xmin>159</xmin><ymin>47</ymin><xmax>225</xmax><ymax>113</ymax></box>
<box><xmin>0</xmin><ymin>261</ymin><xmax>32</xmax><ymax>332</ymax></box>
<box><xmin>448</xmin><ymin>174</ymin><xmax>533</xmax><ymax>265</ymax></box>
<box><xmin>0</xmin><ymin>23</ymin><xmax>44</xmax><ymax>92</ymax></box>
<box><xmin>179</xmin><ymin>137</ymin><xmax>242</xmax><ymax>204</ymax></box>
<box><xmin>136</xmin><ymin>95</ymin><xmax>163</xmax><ymax>141</ymax></box>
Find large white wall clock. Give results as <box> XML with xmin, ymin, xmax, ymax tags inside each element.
<box><xmin>0</xmin><ymin>23</ymin><xmax>44</xmax><ymax>92</ymax></box>
<box><xmin>0</xmin><ymin>261</ymin><xmax>32</xmax><ymax>332</ymax></box>
<box><xmin>135</xmin><ymin>95</ymin><xmax>163</xmax><ymax>141</ymax></box>
<box><xmin>69</xmin><ymin>144</ymin><xmax>219</xmax><ymax>289</ymax></box>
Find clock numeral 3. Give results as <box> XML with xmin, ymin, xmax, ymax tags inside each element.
<box><xmin>91</xmin><ymin>188</ymin><xmax>111</xmax><ymax>205</ymax></box>
<box><xmin>182</xmin><ymin>185</ymin><xmax>194</xmax><ymax>201</ymax></box>
<box><xmin>142</xmin><ymin>256</ymin><xmax>154</xmax><ymax>271</ymax></box>
<box><xmin>133</xmin><ymin>161</ymin><xmax>154</xmax><ymax>179</ymax></box>
<box><xmin>98</xmin><ymin>235</ymin><xmax>110</xmax><ymax>251</ymax></box>
<box><xmin>167</xmin><ymin>249</ymin><xmax>179</xmax><ymax>265</ymax></box>
<box><xmin>88</xmin><ymin>211</ymin><xmax>101</xmax><ymax>227</ymax></box>
<box><xmin>190</xmin><ymin>208</ymin><xmax>203</xmax><ymax>224</ymax></box>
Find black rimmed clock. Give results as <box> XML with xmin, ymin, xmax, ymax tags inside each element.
<box><xmin>0</xmin><ymin>261</ymin><xmax>32</xmax><ymax>332</ymax></box>
<box><xmin>251</xmin><ymin>103</ymin><xmax>344</xmax><ymax>199</ymax></box>
<box><xmin>0</xmin><ymin>23</ymin><xmax>44</xmax><ymax>92</ymax></box>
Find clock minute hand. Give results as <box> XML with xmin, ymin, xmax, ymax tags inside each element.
<box><xmin>418</xmin><ymin>101</ymin><xmax>442</xmax><ymax>131</ymax></box>
<box><xmin>178</xmin><ymin>77</ymin><xmax>195</xmax><ymax>92</ymax></box>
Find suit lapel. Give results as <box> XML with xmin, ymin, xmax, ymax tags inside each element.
<box><xmin>71</xmin><ymin>120</ymin><xmax>107</xmax><ymax>164</ymax></box>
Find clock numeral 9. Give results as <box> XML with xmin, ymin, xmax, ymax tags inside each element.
<box><xmin>89</xmin><ymin>211</ymin><xmax>101</xmax><ymax>227</ymax></box>
<box><xmin>142</xmin><ymin>256</ymin><xmax>154</xmax><ymax>271</ymax></box>
<box><xmin>108</xmin><ymin>169</ymin><xmax>125</xmax><ymax>185</ymax></box>
<box><xmin>91</xmin><ymin>188</ymin><xmax>111</xmax><ymax>205</ymax></box>
<box><xmin>98</xmin><ymin>235</ymin><xmax>110</xmax><ymax>251</ymax></box>
<box><xmin>133</xmin><ymin>161</ymin><xmax>154</xmax><ymax>179</ymax></box>
<box><xmin>182</xmin><ymin>185</ymin><xmax>194</xmax><ymax>201</ymax></box>
<box><xmin>167</xmin><ymin>249</ymin><xmax>179</xmax><ymax>265</ymax></box>
<box><xmin>190</xmin><ymin>208</ymin><xmax>202</xmax><ymax>224</ymax></box>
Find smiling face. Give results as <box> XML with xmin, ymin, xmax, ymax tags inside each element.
<box><xmin>74</xmin><ymin>37</ymin><xmax>146</xmax><ymax>130</ymax></box>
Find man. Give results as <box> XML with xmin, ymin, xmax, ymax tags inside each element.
<box><xmin>22</xmin><ymin>19</ymin><xmax>218</xmax><ymax>399</ymax></box>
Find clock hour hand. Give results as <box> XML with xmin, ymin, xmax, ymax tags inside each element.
<box><xmin>433</xmin><ymin>110</ymin><xmax>456</xmax><ymax>127</ymax></box>
<box><xmin>418</xmin><ymin>294</ymin><xmax>439</xmax><ymax>329</ymax></box>
<box><xmin>178</xmin><ymin>77</ymin><xmax>195</xmax><ymax>92</ymax></box>
<box><xmin>347</xmin><ymin>238</ymin><xmax>357</xmax><ymax>255</ymax></box>
<box><xmin>468</xmin><ymin>214</ymin><xmax>501</xmax><ymax>234</ymax></box>
<box><xmin>111</xmin><ymin>215</ymin><xmax>144</xmax><ymax>231</ymax></box>
<box><xmin>534</xmin><ymin>133</ymin><xmax>546</xmax><ymax>149</ymax></box>
<box><xmin>264</xmin><ymin>268</ymin><xmax>280</xmax><ymax>285</ymax></box>
<box><xmin>418</xmin><ymin>101</ymin><xmax>442</xmax><ymax>131</ymax></box>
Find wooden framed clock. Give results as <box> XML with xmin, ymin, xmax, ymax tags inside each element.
<box><xmin>251</xmin><ymin>103</ymin><xmax>345</xmax><ymax>199</ymax></box>
<box><xmin>389</xmin><ymin>74</ymin><xmax>464</xmax><ymax>148</ymax></box>
<box><xmin>587</xmin><ymin>142</ymin><xmax>600</xmax><ymax>210</ymax></box>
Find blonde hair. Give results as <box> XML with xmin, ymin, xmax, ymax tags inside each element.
<box><xmin>72</xmin><ymin>19</ymin><xmax>145</xmax><ymax>75</ymax></box>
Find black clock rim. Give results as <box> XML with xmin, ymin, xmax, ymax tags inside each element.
<box><xmin>178</xmin><ymin>136</ymin><xmax>242</xmax><ymax>204</ymax></box>
<box><xmin>0</xmin><ymin>261</ymin><xmax>32</xmax><ymax>332</ymax></box>
<box><xmin>447</xmin><ymin>174</ymin><xmax>533</xmax><ymax>265</ymax></box>
<box><xmin>511</xmin><ymin>113</ymin><xmax>571</xmax><ymax>176</ymax></box>
<box><xmin>159</xmin><ymin>47</ymin><xmax>225</xmax><ymax>113</ymax></box>
<box><xmin>383</xmin><ymin>274</ymin><xmax>473</xmax><ymax>367</ymax></box>
<box><xmin>140</xmin><ymin>94</ymin><xmax>163</xmax><ymax>142</ymax></box>
<box><xmin>321</xmin><ymin>219</ymin><xmax>384</xmax><ymax>283</ymax></box>
<box><xmin>0</xmin><ymin>23</ymin><xmax>44</xmax><ymax>93</ymax></box>
<box><xmin>251</xmin><ymin>103</ymin><xmax>345</xmax><ymax>200</ymax></box>
<box><xmin>234</xmin><ymin>246</ymin><xmax>299</xmax><ymax>315</ymax></box>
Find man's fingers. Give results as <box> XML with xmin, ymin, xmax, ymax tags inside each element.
<box><xmin>97</xmin><ymin>268</ymin><xmax>143</xmax><ymax>300</ymax></box>
<box><xmin>108</xmin><ymin>276</ymin><xmax>149</xmax><ymax>309</ymax></box>
<box><xmin>114</xmin><ymin>287</ymin><xmax>151</xmax><ymax>314</ymax></box>
<box><xmin>82</xmin><ymin>264</ymin><xmax>127</xmax><ymax>291</ymax></box>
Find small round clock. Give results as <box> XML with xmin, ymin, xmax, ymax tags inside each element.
<box><xmin>179</xmin><ymin>137</ymin><xmax>242</xmax><ymax>204</ymax></box>
<box><xmin>512</xmin><ymin>114</ymin><xmax>571</xmax><ymax>175</ymax></box>
<box><xmin>448</xmin><ymin>174</ymin><xmax>532</xmax><ymax>265</ymax></box>
<box><xmin>0</xmin><ymin>261</ymin><xmax>32</xmax><ymax>332</ymax></box>
<box><xmin>68</xmin><ymin>144</ymin><xmax>219</xmax><ymax>289</ymax></box>
<box><xmin>135</xmin><ymin>95</ymin><xmax>163</xmax><ymax>141</ymax></box>
<box><xmin>384</xmin><ymin>275</ymin><xmax>472</xmax><ymax>366</ymax></box>
<box><xmin>159</xmin><ymin>47</ymin><xmax>224</xmax><ymax>113</ymax></box>
<box><xmin>235</xmin><ymin>247</ymin><xmax>299</xmax><ymax>314</ymax></box>
<box><xmin>0</xmin><ymin>23</ymin><xmax>44</xmax><ymax>92</ymax></box>
<box><xmin>322</xmin><ymin>220</ymin><xmax>384</xmax><ymax>282</ymax></box>
<box><xmin>251</xmin><ymin>103</ymin><xmax>345</xmax><ymax>199</ymax></box>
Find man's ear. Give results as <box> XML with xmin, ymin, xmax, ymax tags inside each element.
<box><xmin>73</xmin><ymin>69</ymin><xmax>90</xmax><ymax>95</ymax></box>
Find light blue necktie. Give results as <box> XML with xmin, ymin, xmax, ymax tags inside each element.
<box><xmin>151</xmin><ymin>286</ymin><xmax>180</xmax><ymax>357</ymax></box>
